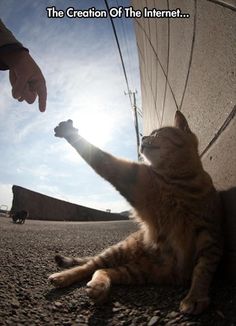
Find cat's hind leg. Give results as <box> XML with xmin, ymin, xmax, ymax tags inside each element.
<box><xmin>85</xmin><ymin>257</ymin><xmax>171</xmax><ymax>303</ymax></box>
<box><xmin>49</xmin><ymin>256</ymin><xmax>149</xmax><ymax>291</ymax></box>
<box><xmin>49</xmin><ymin>232</ymin><xmax>144</xmax><ymax>288</ymax></box>
<box><xmin>49</xmin><ymin>260</ymin><xmax>97</xmax><ymax>288</ymax></box>
<box><xmin>55</xmin><ymin>231</ymin><xmax>143</xmax><ymax>269</ymax></box>
<box><xmin>85</xmin><ymin>261</ymin><xmax>148</xmax><ymax>303</ymax></box>
<box><xmin>49</xmin><ymin>246</ymin><xmax>139</xmax><ymax>288</ymax></box>
<box><xmin>55</xmin><ymin>254</ymin><xmax>93</xmax><ymax>268</ymax></box>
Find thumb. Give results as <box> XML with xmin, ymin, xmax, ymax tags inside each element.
<box><xmin>11</xmin><ymin>73</ymin><xmax>29</xmax><ymax>99</ymax></box>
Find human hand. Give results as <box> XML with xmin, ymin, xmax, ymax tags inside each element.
<box><xmin>6</xmin><ymin>50</ymin><xmax>47</xmax><ymax>112</ymax></box>
<box><xmin>54</xmin><ymin>120</ymin><xmax>78</xmax><ymax>139</ymax></box>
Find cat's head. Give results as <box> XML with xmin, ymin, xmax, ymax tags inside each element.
<box><xmin>140</xmin><ymin>111</ymin><xmax>201</xmax><ymax>176</ymax></box>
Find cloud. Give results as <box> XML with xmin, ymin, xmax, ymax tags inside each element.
<box><xmin>16</xmin><ymin>163</ymin><xmax>69</xmax><ymax>181</ymax></box>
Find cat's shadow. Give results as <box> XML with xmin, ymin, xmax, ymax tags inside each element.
<box><xmin>87</xmin><ymin>284</ymin><xmax>184</xmax><ymax>325</ymax></box>
<box><xmin>87</xmin><ymin>302</ymin><xmax>114</xmax><ymax>326</ymax></box>
<box><xmin>45</xmin><ymin>281</ymin><xmax>86</xmax><ymax>301</ymax></box>
<box><xmin>45</xmin><ymin>283</ymin><xmax>115</xmax><ymax>326</ymax></box>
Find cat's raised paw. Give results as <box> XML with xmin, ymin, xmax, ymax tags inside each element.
<box><xmin>179</xmin><ymin>295</ymin><xmax>210</xmax><ymax>315</ymax></box>
<box><xmin>54</xmin><ymin>120</ymin><xmax>78</xmax><ymax>138</ymax></box>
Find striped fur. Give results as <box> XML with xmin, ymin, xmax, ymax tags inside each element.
<box><xmin>49</xmin><ymin>112</ymin><xmax>223</xmax><ymax>314</ymax></box>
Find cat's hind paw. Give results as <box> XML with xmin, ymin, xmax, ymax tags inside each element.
<box><xmin>55</xmin><ymin>254</ymin><xmax>74</xmax><ymax>268</ymax></box>
<box><xmin>54</xmin><ymin>120</ymin><xmax>78</xmax><ymax>138</ymax></box>
<box><xmin>48</xmin><ymin>272</ymin><xmax>72</xmax><ymax>288</ymax></box>
<box><xmin>180</xmin><ymin>295</ymin><xmax>210</xmax><ymax>315</ymax></box>
<box><xmin>85</xmin><ymin>278</ymin><xmax>110</xmax><ymax>303</ymax></box>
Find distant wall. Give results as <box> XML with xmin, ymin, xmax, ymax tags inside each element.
<box><xmin>132</xmin><ymin>0</ymin><xmax>236</xmax><ymax>281</ymax></box>
<box><xmin>11</xmin><ymin>185</ymin><xmax>127</xmax><ymax>222</ymax></box>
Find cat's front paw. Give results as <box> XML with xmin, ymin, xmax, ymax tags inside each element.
<box><xmin>180</xmin><ymin>295</ymin><xmax>210</xmax><ymax>315</ymax></box>
<box><xmin>54</xmin><ymin>120</ymin><xmax>78</xmax><ymax>139</ymax></box>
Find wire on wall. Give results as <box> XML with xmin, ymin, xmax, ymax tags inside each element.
<box><xmin>104</xmin><ymin>0</ymin><xmax>141</xmax><ymax>159</ymax></box>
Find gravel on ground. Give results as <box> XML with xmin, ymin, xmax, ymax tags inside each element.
<box><xmin>0</xmin><ymin>217</ymin><xmax>235</xmax><ymax>326</ymax></box>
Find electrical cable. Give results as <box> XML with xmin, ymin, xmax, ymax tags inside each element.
<box><xmin>104</xmin><ymin>0</ymin><xmax>141</xmax><ymax>159</ymax></box>
<box><xmin>116</xmin><ymin>0</ymin><xmax>135</xmax><ymax>91</ymax></box>
<box><xmin>104</xmin><ymin>0</ymin><xmax>132</xmax><ymax>107</ymax></box>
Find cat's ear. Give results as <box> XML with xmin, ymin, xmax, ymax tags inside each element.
<box><xmin>174</xmin><ymin>111</ymin><xmax>191</xmax><ymax>133</ymax></box>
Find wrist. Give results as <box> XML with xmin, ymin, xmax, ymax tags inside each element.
<box><xmin>0</xmin><ymin>45</ymin><xmax>29</xmax><ymax>69</ymax></box>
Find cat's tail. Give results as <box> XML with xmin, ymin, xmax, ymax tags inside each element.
<box><xmin>55</xmin><ymin>231</ymin><xmax>143</xmax><ymax>269</ymax></box>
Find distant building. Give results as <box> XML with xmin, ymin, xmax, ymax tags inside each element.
<box><xmin>11</xmin><ymin>185</ymin><xmax>128</xmax><ymax>222</ymax></box>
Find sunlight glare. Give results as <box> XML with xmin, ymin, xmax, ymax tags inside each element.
<box><xmin>70</xmin><ymin>107</ymin><xmax>115</xmax><ymax>148</ymax></box>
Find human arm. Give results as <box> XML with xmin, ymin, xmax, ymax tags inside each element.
<box><xmin>0</xmin><ymin>19</ymin><xmax>47</xmax><ymax>112</ymax></box>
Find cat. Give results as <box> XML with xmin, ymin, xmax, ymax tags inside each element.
<box><xmin>11</xmin><ymin>210</ymin><xmax>28</xmax><ymax>224</ymax></box>
<box><xmin>49</xmin><ymin>111</ymin><xmax>223</xmax><ymax>315</ymax></box>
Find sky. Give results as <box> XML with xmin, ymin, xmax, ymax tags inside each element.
<box><xmin>0</xmin><ymin>0</ymin><xmax>142</xmax><ymax>213</ymax></box>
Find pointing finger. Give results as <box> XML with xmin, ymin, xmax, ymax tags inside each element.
<box><xmin>9</xmin><ymin>70</ymin><xmax>17</xmax><ymax>86</ymax></box>
<box><xmin>37</xmin><ymin>79</ymin><xmax>47</xmax><ymax>112</ymax></box>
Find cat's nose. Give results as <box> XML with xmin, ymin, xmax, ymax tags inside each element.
<box><xmin>142</xmin><ymin>136</ymin><xmax>148</xmax><ymax>141</ymax></box>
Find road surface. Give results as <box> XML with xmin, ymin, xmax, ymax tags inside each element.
<box><xmin>0</xmin><ymin>217</ymin><xmax>235</xmax><ymax>325</ymax></box>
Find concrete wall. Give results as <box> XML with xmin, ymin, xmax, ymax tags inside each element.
<box><xmin>132</xmin><ymin>0</ymin><xmax>236</xmax><ymax>279</ymax></box>
<box><xmin>133</xmin><ymin>0</ymin><xmax>236</xmax><ymax>189</ymax></box>
<box><xmin>11</xmin><ymin>185</ymin><xmax>127</xmax><ymax>222</ymax></box>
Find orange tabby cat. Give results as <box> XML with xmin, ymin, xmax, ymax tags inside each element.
<box><xmin>49</xmin><ymin>111</ymin><xmax>223</xmax><ymax>315</ymax></box>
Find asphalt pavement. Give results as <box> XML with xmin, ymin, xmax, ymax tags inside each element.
<box><xmin>0</xmin><ymin>217</ymin><xmax>235</xmax><ymax>325</ymax></box>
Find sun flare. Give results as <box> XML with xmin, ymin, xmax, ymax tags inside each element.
<box><xmin>70</xmin><ymin>107</ymin><xmax>115</xmax><ymax>147</ymax></box>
